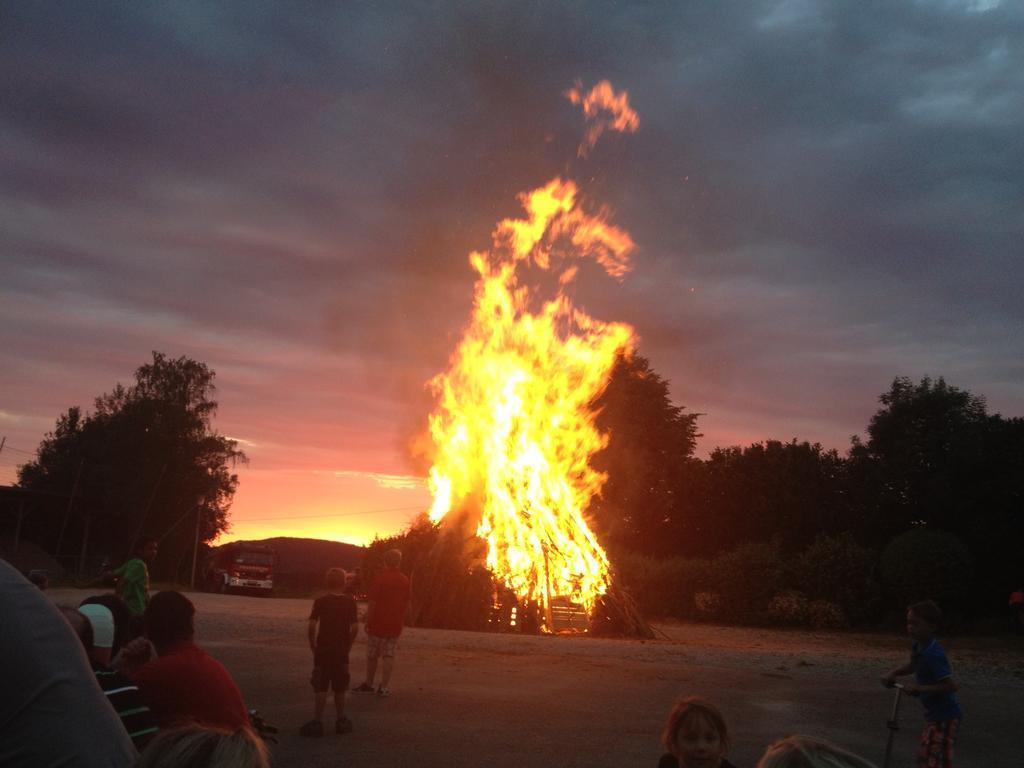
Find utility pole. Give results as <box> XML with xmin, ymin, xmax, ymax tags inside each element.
<box><xmin>55</xmin><ymin>459</ymin><xmax>84</xmax><ymax>565</ymax></box>
<box><xmin>130</xmin><ymin>462</ymin><xmax>167</xmax><ymax>555</ymax></box>
<box><xmin>78</xmin><ymin>513</ymin><xmax>92</xmax><ymax>579</ymax></box>
<box><xmin>190</xmin><ymin>499</ymin><xmax>203</xmax><ymax>590</ymax></box>
<box><xmin>13</xmin><ymin>498</ymin><xmax>25</xmax><ymax>554</ymax></box>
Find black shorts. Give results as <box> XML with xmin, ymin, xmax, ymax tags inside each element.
<box><xmin>311</xmin><ymin>651</ymin><xmax>350</xmax><ymax>693</ymax></box>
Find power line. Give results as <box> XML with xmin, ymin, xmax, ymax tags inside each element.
<box><xmin>2</xmin><ymin>445</ymin><xmax>37</xmax><ymax>456</ymax></box>
<box><xmin>237</xmin><ymin>505</ymin><xmax>425</xmax><ymax>523</ymax></box>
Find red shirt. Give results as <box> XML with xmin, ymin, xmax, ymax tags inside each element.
<box><xmin>367</xmin><ymin>568</ymin><xmax>411</xmax><ymax>637</ymax></box>
<box><xmin>132</xmin><ymin>642</ymin><xmax>249</xmax><ymax>731</ymax></box>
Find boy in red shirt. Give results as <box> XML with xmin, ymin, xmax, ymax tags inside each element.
<box><xmin>115</xmin><ymin>590</ymin><xmax>249</xmax><ymax>732</ymax></box>
<box><xmin>352</xmin><ymin>549</ymin><xmax>411</xmax><ymax>697</ymax></box>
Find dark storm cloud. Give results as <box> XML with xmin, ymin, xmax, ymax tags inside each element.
<box><xmin>2</xmin><ymin>0</ymin><xmax>1023</xmax><ymax>473</ymax></box>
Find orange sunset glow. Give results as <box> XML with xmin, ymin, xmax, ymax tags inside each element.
<box><xmin>215</xmin><ymin>468</ymin><xmax>431</xmax><ymax>547</ymax></box>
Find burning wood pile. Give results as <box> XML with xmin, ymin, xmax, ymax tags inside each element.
<box><xmin>413</xmin><ymin>81</ymin><xmax>653</xmax><ymax>639</ymax></box>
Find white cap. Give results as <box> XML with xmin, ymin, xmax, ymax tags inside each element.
<box><xmin>79</xmin><ymin>604</ymin><xmax>115</xmax><ymax>649</ymax></box>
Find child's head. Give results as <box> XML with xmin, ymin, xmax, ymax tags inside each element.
<box><xmin>383</xmin><ymin>549</ymin><xmax>402</xmax><ymax>568</ymax></box>
<box><xmin>907</xmin><ymin>599</ymin><xmax>942</xmax><ymax>642</ymax></box>
<box><xmin>144</xmin><ymin>591</ymin><xmax>195</xmax><ymax>652</ymax></box>
<box><xmin>662</xmin><ymin>696</ymin><xmax>729</xmax><ymax>768</ymax></box>
<box><xmin>326</xmin><ymin>568</ymin><xmax>347</xmax><ymax>592</ymax></box>
<box><xmin>757</xmin><ymin>735</ymin><xmax>876</xmax><ymax>768</ymax></box>
<box><xmin>136</xmin><ymin>724</ymin><xmax>270</xmax><ymax>768</ymax></box>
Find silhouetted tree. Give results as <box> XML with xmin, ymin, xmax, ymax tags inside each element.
<box><xmin>587</xmin><ymin>353</ymin><xmax>700</xmax><ymax>557</ymax></box>
<box><xmin>682</xmin><ymin>440</ymin><xmax>850</xmax><ymax>556</ymax></box>
<box><xmin>18</xmin><ymin>352</ymin><xmax>246</xmax><ymax>579</ymax></box>
<box><xmin>849</xmin><ymin>376</ymin><xmax>1024</xmax><ymax>612</ymax></box>
<box><xmin>849</xmin><ymin>377</ymin><xmax>989</xmax><ymax>540</ymax></box>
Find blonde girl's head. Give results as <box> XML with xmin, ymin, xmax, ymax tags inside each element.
<box><xmin>757</xmin><ymin>735</ymin><xmax>877</xmax><ymax>768</ymax></box>
<box><xmin>135</xmin><ymin>725</ymin><xmax>270</xmax><ymax>768</ymax></box>
<box><xmin>662</xmin><ymin>696</ymin><xmax>730</xmax><ymax>766</ymax></box>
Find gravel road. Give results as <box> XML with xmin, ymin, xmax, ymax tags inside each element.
<box><xmin>50</xmin><ymin>588</ymin><xmax>1024</xmax><ymax>767</ymax></box>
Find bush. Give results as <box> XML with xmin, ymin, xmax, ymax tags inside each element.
<box><xmin>618</xmin><ymin>540</ymin><xmax>787</xmax><ymax>623</ymax></box>
<box><xmin>880</xmin><ymin>528</ymin><xmax>973</xmax><ymax>612</ymax></box>
<box><xmin>767</xmin><ymin>591</ymin><xmax>809</xmax><ymax>626</ymax></box>
<box><xmin>702</xmin><ymin>539</ymin><xmax>787</xmax><ymax>622</ymax></box>
<box><xmin>694</xmin><ymin>591</ymin><xmax>722</xmax><ymax>617</ymax></box>
<box><xmin>807</xmin><ymin>600</ymin><xmax>848</xmax><ymax>629</ymax></box>
<box><xmin>615</xmin><ymin>550</ymin><xmax>710</xmax><ymax>620</ymax></box>
<box><xmin>795</xmin><ymin>533</ymin><xmax>880</xmax><ymax>626</ymax></box>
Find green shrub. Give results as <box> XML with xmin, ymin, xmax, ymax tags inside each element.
<box><xmin>795</xmin><ymin>533</ymin><xmax>880</xmax><ymax>626</ymax></box>
<box><xmin>694</xmin><ymin>591</ymin><xmax>722</xmax><ymax>617</ymax></box>
<box><xmin>702</xmin><ymin>539</ymin><xmax>787</xmax><ymax>621</ymax></box>
<box><xmin>807</xmin><ymin>600</ymin><xmax>848</xmax><ymax>629</ymax></box>
<box><xmin>767</xmin><ymin>590</ymin><xmax>809</xmax><ymax>626</ymax></box>
<box><xmin>618</xmin><ymin>540</ymin><xmax>786</xmax><ymax>623</ymax></box>
<box><xmin>880</xmin><ymin>528</ymin><xmax>973</xmax><ymax>612</ymax></box>
<box><xmin>615</xmin><ymin>550</ymin><xmax>709</xmax><ymax>620</ymax></box>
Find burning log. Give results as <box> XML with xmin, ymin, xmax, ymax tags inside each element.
<box><xmin>407</xmin><ymin>508</ymin><xmax>654</xmax><ymax>638</ymax></box>
<box><xmin>589</xmin><ymin>582</ymin><xmax>655</xmax><ymax>639</ymax></box>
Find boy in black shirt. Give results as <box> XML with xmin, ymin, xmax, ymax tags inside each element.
<box><xmin>301</xmin><ymin>568</ymin><xmax>359</xmax><ymax>737</ymax></box>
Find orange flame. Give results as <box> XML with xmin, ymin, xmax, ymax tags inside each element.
<box><xmin>425</xmin><ymin>175</ymin><xmax>636</xmax><ymax>622</ymax></box>
<box><xmin>565</xmin><ymin>79</ymin><xmax>640</xmax><ymax>157</ymax></box>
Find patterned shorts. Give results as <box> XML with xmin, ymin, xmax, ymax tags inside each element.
<box><xmin>366</xmin><ymin>634</ymin><xmax>399</xmax><ymax>659</ymax></box>
<box><xmin>918</xmin><ymin>719</ymin><xmax>959</xmax><ymax>768</ymax></box>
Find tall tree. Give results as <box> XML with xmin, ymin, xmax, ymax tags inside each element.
<box><xmin>849</xmin><ymin>376</ymin><xmax>1024</xmax><ymax>610</ymax></box>
<box><xmin>849</xmin><ymin>376</ymin><xmax>991</xmax><ymax>543</ymax></box>
<box><xmin>18</xmin><ymin>352</ymin><xmax>246</xmax><ymax>578</ymax></box>
<box><xmin>682</xmin><ymin>439</ymin><xmax>850</xmax><ymax>556</ymax></box>
<box><xmin>587</xmin><ymin>353</ymin><xmax>700</xmax><ymax>557</ymax></box>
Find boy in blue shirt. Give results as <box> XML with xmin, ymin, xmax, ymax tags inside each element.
<box><xmin>881</xmin><ymin>600</ymin><xmax>962</xmax><ymax>768</ymax></box>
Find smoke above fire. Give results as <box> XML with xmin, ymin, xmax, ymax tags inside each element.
<box><xmin>423</xmin><ymin>81</ymin><xmax>639</xmax><ymax>619</ymax></box>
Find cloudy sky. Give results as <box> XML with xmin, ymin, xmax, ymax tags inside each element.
<box><xmin>2</xmin><ymin>1</ymin><xmax>1021</xmax><ymax>545</ymax></box>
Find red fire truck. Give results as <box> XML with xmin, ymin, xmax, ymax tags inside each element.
<box><xmin>204</xmin><ymin>542</ymin><xmax>276</xmax><ymax>596</ymax></box>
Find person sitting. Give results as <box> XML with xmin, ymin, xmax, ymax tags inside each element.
<box><xmin>658</xmin><ymin>696</ymin><xmax>740</xmax><ymax>768</ymax></box>
<box><xmin>62</xmin><ymin>605</ymin><xmax>159</xmax><ymax>751</ymax></box>
<box><xmin>81</xmin><ymin>592</ymin><xmax>134</xmax><ymax>657</ymax></box>
<box><xmin>115</xmin><ymin>590</ymin><xmax>250</xmax><ymax>731</ymax></box>
<box><xmin>135</xmin><ymin>724</ymin><xmax>269</xmax><ymax>768</ymax></box>
<box><xmin>756</xmin><ymin>735</ymin><xmax>877</xmax><ymax>768</ymax></box>
<box><xmin>27</xmin><ymin>568</ymin><xmax>49</xmax><ymax>590</ymax></box>
<box><xmin>0</xmin><ymin>559</ymin><xmax>136</xmax><ymax>767</ymax></box>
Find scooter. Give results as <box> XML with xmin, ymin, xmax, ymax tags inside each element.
<box><xmin>249</xmin><ymin>709</ymin><xmax>278</xmax><ymax>743</ymax></box>
<box><xmin>882</xmin><ymin>682</ymin><xmax>906</xmax><ymax>768</ymax></box>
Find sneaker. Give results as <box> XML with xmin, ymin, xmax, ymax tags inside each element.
<box><xmin>300</xmin><ymin>720</ymin><xmax>324</xmax><ymax>738</ymax></box>
<box><xmin>335</xmin><ymin>716</ymin><xmax>354</xmax><ymax>734</ymax></box>
<box><xmin>351</xmin><ymin>683</ymin><xmax>375</xmax><ymax>694</ymax></box>
<box><xmin>376</xmin><ymin>687</ymin><xmax>391</xmax><ymax>697</ymax></box>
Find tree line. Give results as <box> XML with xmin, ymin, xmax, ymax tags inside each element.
<box><xmin>10</xmin><ymin>350</ymin><xmax>1022</xmax><ymax>627</ymax></box>
<box><xmin>589</xmin><ymin>355</ymin><xmax>1024</xmax><ymax>625</ymax></box>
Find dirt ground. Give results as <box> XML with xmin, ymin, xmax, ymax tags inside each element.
<box><xmin>50</xmin><ymin>588</ymin><xmax>1024</xmax><ymax>767</ymax></box>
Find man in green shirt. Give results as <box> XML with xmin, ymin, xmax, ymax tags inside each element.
<box><xmin>114</xmin><ymin>537</ymin><xmax>158</xmax><ymax>622</ymax></box>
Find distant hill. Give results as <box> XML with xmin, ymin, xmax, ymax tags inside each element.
<box><xmin>220</xmin><ymin>537</ymin><xmax>364</xmax><ymax>592</ymax></box>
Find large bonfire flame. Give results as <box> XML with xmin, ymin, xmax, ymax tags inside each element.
<box><xmin>425</xmin><ymin>81</ymin><xmax>639</xmax><ymax>625</ymax></box>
